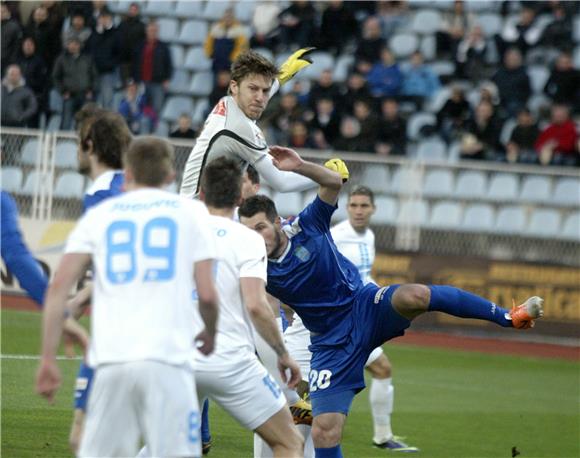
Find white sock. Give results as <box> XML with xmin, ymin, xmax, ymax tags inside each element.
<box><xmin>296</xmin><ymin>424</ymin><xmax>314</xmax><ymax>458</ymax></box>
<box><xmin>369</xmin><ymin>377</ymin><xmax>394</xmax><ymax>444</ymax></box>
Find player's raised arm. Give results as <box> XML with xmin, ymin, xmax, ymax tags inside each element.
<box><xmin>268</xmin><ymin>146</ymin><xmax>344</xmax><ymax>205</ymax></box>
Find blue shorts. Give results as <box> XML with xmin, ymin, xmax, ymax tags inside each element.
<box><xmin>309</xmin><ymin>284</ymin><xmax>410</xmax><ymax>416</ymax></box>
<box><xmin>74</xmin><ymin>361</ymin><xmax>95</xmax><ymax>411</ymax></box>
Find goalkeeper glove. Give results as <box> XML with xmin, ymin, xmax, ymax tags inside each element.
<box><xmin>278</xmin><ymin>47</ymin><xmax>316</xmax><ymax>85</ymax></box>
<box><xmin>324</xmin><ymin>158</ymin><xmax>349</xmax><ymax>183</ymax></box>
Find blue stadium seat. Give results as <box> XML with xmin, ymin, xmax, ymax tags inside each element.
<box><xmin>300</xmin><ymin>51</ymin><xmax>334</xmax><ymax>80</ymax></box>
<box><xmin>397</xmin><ymin>200</ymin><xmax>429</xmax><ymax>226</ymax></box>
<box><xmin>495</xmin><ymin>205</ymin><xmax>526</xmax><ymax>234</ymax></box>
<box><xmin>528</xmin><ymin>66</ymin><xmax>550</xmax><ymax>94</ymax></box>
<box><xmin>461</xmin><ymin>203</ymin><xmax>495</xmax><ymax>231</ymax></box>
<box><xmin>177</xmin><ymin>20</ymin><xmax>208</xmax><ymax>46</ymax></box>
<box><xmin>234</xmin><ymin>1</ymin><xmax>256</xmax><ymax>22</ymax></box>
<box><xmin>407</xmin><ymin>112</ymin><xmax>436</xmax><ymax>140</ymax></box>
<box><xmin>360</xmin><ymin>166</ymin><xmax>390</xmax><ymax>194</ymax></box>
<box><xmin>420</xmin><ymin>34</ymin><xmax>437</xmax><ymax>61</ymax></box>
<box><xmin>422</xmin><ymin>169</ymin><xmax>454</xmax><ymax>197</ymax></box>
<box><xmin>333</xmin><ymin>54</ymin><xmax>355</xmax><ymax>83</ymax></box>
<box><xmin>415</xmin><ymin>138</ymin><xmax>447</xmax><ymax>161</ymax></box>
<box><xmin>168</xmin><ymin>69</ymin><xmax>192</xmax><ymax>94</ymax></box>
<box><xmin>425</xmin><ymin>86</ymin><xmax>451</xmax><ymax>112</ymax></box>
<box><xmin>455</xmin><ymin>170</ymin><xmax>487</xmax><ymax>199</ymax></box>
<box><xmin>390</xmin><ymin>33</ymin><xmax>419</xmax><ymax>58</ymax></box>
<box><xmin>487</xmin><ymin>173</ymin><xmax>519</xmax><ymax>202</ymax></box>
<box><xmin>203</xmin><ymin>1</ymin><xmax>231</xmax><ymax>21</ymax></box>
<box><xmin>526</xmin><ymin>208</ymin><xmax>561</xmax><ymax>238</ymax></box>
<box><xmin>109</xmin><ymin>0</ymin><xmax>132</xmax><ymax>14</ymax></box>
<box><xmin>174</xmin><ymin>0</ymin><xmax>203</xmax><ymax>18</ymax></box>
<box><xmin>429</xmin><ymin>60</ymin><xmax>456</xmax><ymax>78</ymax></box>
<box><xmin>373</xmin><ymin>196</ymin><xmax>398</xmax><ymax>225</ymax></box>
<box><xmin>21</xmin><ymin>139</ymin><xmax>41</xmax><ymax>166</ymax></box>
<box><xmin>143</xmin><ymin>1</ymin><xmax>175</xmax><ymax>16</ymax></box>
<box><xmin>273</xmin><ymin>192</ymin><xmax>302</xmax><ymax>218</ymax></box>
<box><xmin>158</xmin><ymin>18</ymin><xmax>179</xmax><ymax>43</ymax></box>
<box><xmin>410</xmin><ymin>10</ymin><xmax>441</xmax><ymax>35</ymax></box>
<box><xmin>390</xmin><ymin>168</ymin><xmax>416</xmax><ymax>195</ymax></box>
<box><xmin>253</xmin><ymin>48</ymin><xmax>274</xmax><ymax>63</ymax></box>
<box><xmin>21</xmin><ymin>170</ymin><xmax>42</xmax><ymax>196</ymax></box>
<box><xmin>1</xmin><ymin>166</ymin><xmax>23</xmax><ymax>193</ymax></box>
<box><xmin>49</xmin><ymin>89</ymin><xmax>63</xmax><ymax>113</ymax></box>
<box><xmin>161</xmin><ymin>96</ymin><xmax>194</xmax><ymax>123</ymax></box>
<box><xmin>552</xmin><ymin>178</ymin><xmax>580</xmax><ymax>207</ymax></box>
<box><xmin>477</xmin><ymin>13</ymin><xmax>503</xmax><ymax>36</ymax></box>
<box><xmin>192</xmin><ymin>98</ymin><xmax>210</xmax><ymax>126</ymax></box>
<box><xmin>519</xmin><ymin>175</ymin><xmax>551</xmax><ymax>204</ymax></box>
<box><xmin>170</xmin><ymin>45</ymin><xmax>185</xmax><ymax>69</ymax></box>
<box><xmin>154</xmin><ymin>120</ymin><xmax>169</xmax><ymax>137</ymax></box>
<box><xmin>189</xmin><ymin>72</ymin><xmax>213</xmax><ymax>97</ymax></box>
<box><xmin>53</xmin><ymin>172</ymin><xmax>85</xmax><ymax>199</ymax></box>
<box><xmin>184</xmin><ymin>47</ymin><xmax>212</xmax><ymax>72</ymax></box>
<box><xmin>47</xmin><ymin>114</ymin><xmax>61</xmax><ymax>132</ymax></box>
<box><xmin>499</xmin><ymin>118</ymin><xmax>517</xmax><ymax>145</ymax></box>
<box><xmin>55</xmin><ymin>141</ymin><xmax>78</xmax><ymax>168</ymax></box>
<box><xmin>428</xmin><ymin>201</ymin><xmax>462</xmax><ymax>228</ymax></box>
<box><xmin>562</xmin><ymin>212</ymin><xmax>580</xmax><ymax>240</ymax></box>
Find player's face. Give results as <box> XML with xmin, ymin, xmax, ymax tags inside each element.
<box><xmin>230</xmin><ymin>74</ymin><xmax>272</xmax><ymax>120</ymax></box>
<box><xmin>240</xmin><ymin>212</ymin><xmax>286</xmax><ymax>257</ymax></box>
<box><xmin>347</xmin><ymin>195</ymin><xmax>375</xmax><ymax>232</ymax></box>
<box><xmin>241</xmin><ymin>172</ymin><xmax>259</xmax><ymax>200</ymax></box>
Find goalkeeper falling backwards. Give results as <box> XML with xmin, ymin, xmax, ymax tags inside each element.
<box><xmin>238</xmin><ymin>146</ymin><xmax>544</xmax><ymax>458</ymax></box>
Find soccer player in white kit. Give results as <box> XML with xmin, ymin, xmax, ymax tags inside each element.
<box><xmin>36</xmin><ymin>137</ymin><xmax>219</xmax><ymax>458</ymax></box>
<box><xmin>179</xmin><ymin>49</ymin><xmax>316</xmax><ymax>200</ymax></box>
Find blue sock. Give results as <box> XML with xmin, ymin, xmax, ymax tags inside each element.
<box><xmin>428</xmin><ymin>285</ymin><xmax>512</xmax><ymax>327</ymax></box>
<box><xmin>201</xmin><ymin>399</ymin><xmax>211</xmax><ymax>443</ymax></box>
<box><xmin>315</xmin><ymin>445</ymin><xmax>343</xmax><ymax>458</ymax></box>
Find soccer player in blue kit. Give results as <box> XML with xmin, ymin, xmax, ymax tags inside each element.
<box><xmin>239</xmin><ymin>146</ymin><xmax>544</xmax><ymax>458</ymax></box>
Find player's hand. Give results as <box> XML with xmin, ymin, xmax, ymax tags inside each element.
<box><xmin>195</xmin><ymin>329</ymin><xmax>215</xmax><ymax>356</ymax></box>
<box><xmin>36</xmin><ymin>360</ymin><xmax>61</xmax><ymax>404</ymax></box>
<box><xmin>269</xmin><ymin>146</ymin><xmax>304</xmax><ymax>172</ymax></box>
<box><xmin>324</xmin><ymin>158</ymin><xmax>349</xmax><ymax>183</ymax></box>
<box><xmin>277</xmin><ymin>353</ymin><xmax>302</xmax><ymax>389</ymax></box>
<box><xmin>278</xmin><ymin>47</ymin><xmax>316</xmax><ymax>85</ymax></box>
<box><xmin>63</xmin><ymin>316</ymin><xmax>90</xmax><ymax>357</ymax></box>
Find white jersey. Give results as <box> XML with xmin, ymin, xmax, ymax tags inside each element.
<box><xmin>194</xmin><ymin>215</ymin><xmax>268</xmax><ymax>369</ymax></box>
<box><xmin>180</xmin><ymin>95</ymin><xmax>269</xmax><ymax>199</ymax></box>
<box><xmin>65</xmin><ymin>188</ymin><xmax>216</xmax><ymax>369</ymax></box>
<box><xmin>330</xmin><ymin>219</ymin><xmax>376</xmax><ymax>285</ymax></box>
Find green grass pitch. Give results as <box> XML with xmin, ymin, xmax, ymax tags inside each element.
<box><xmin>2</xmin><ymin>309</ymin><xmax>579</xmax><ymax>457</ymax></box>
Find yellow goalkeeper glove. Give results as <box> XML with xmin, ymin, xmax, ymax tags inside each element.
<box><xmin>278</xmin><ymin>47</ymin><xmax>316</xmax><ymax>85</ymax></box>
<box><xmin>324</xmin><ymin>158</ymin><xmax>349</xmax><ymax>183</ymax></box>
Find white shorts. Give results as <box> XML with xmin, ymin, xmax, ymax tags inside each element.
<box><xmin>196</xmin><ymin>356</ymin><xmax>287</xmax><ymax>430</ymax></box>
<box><xmin>78</xmin><ymin>361</ymin><xmax>200</xmax><ymax>458</ymax></box>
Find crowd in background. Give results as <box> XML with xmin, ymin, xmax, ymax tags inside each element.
<box><xmin>1</xmin><ymin>0</ymin><xmax>579</xmax><ymax>166</ymax></box>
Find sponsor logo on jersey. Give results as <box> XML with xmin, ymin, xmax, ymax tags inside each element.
<box><xmin>213</xmin><ymin>99</ymin><xmax>227</xmax><ymax>116</ymax></box>
<box><xmin>293</xmin><ymin>245</ymin><xmax>311</xmax><ymax>262</ymax></box>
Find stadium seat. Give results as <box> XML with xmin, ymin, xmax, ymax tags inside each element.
<box><xmin>273</xmin><ymin>192</ymin><xmax>303</xmax><ymax>218</ymax></box>
<box><xmin>373</xmin><ymin>196</ymin><xmax>398</xmax><ymax>225</ymax></box>
<box><xmin>455</xmin><ymin>170</ymin><xmax>487</xmax><ymax>199</ymax></box>
<box><xmin>161</xmin><ymin>96</ymin><xmax>194</xmax><ymax>123</ymax></box>
<box><xmin>495</xmin><ymin>205</ymin><xmax>526</xmax><ymax>234</ymax></box>
<box><xmin>486</xmin><ymin>173</ymin><xmax>519</xmax><ymax>202</ymax></box>
<box><xmin>47</xmin><ymin>114</ymin><xmax>61</xmax><ymax>132</ymax></box>
<box><xmin>184</xmin><ymin>47</ymin><xmax>212</xmax><ymax>72</ymax></box>
<box><xmin>429</xmin><ymin>60</ymin><xmax>456</xmax><ymax>78</ymax></box>
<box><xmin>168</xmin><ymin>69</ymin><xmax>192</xmax><ymax>94</ymax></box>
<box><xmin>528</xmin><ymin>66</ymin><xmax>550</xmax><ymax>94</ymax></box>
<box><xmin>477</xmin><ymin>13</ymin><xmax>503</xmax><ymax>36</ymax></box>
<box><xmin>425</xmin><ymin>86</ymin><xmax>451</xmax><ymax>112</ymax></box>
<box><xmin>192</xmin><ymin>98</ymin><xmax>210</xmax><ymax>126</ymax></box>
<box><xmin>333</xmin><ymin>54</ymin><xmax>355</xmax><ymax>83</ymax></box>
<box><xmin>461</xmin><ymin>203</ymin><xmax>495</xmax><ymax>231</ymax></box>
<box><xmin>170</xmin><ymin>45</ymin><xmax>185</xmax><ymax>69</ymax></box>
<box><xmin>300</xmin><ymin>51</ymin><xmax>334</xmax><ymax>80</ymax></box>
<box><xmin>447</xmin><ymin>141</ymin><xmax>462</xmax><ymax>162</ymax></box>
<box><xmin>499</xmin><ymin>118</ymin><xmax>517</xmax><ymax>145</ymax></box>
<box><xmin>54</xmin><ymin>141</ymin><xmax>78</xmax><ymax>168</ymax></box>
<box><xmin>519</xmin><ymin>175</ymin><xmax>551</xmax><ymax>203</ymax></box>
<box><xmin>390</xmin><ymin>167</ymin><xmax>419</xmax><ymax>195</ymax></box>
<box><xmin>174</xmin><ymin>0</ymin><xmax>203</xmax><ymax>18</ymax></box>
<box><xmin>203</xmin><ymin>1</ymin><xmax>231</xmax><ymax>21</ymax></box>
<box><xmin>561</xmin><ymin>212</ymin><xmax>580</xmax><ymax>240</ymax></box>
<box><xmin>21</xmin><ymin>170</ymin><xmax>42</xmax><ymax>196</ymax></box>
<box><xmin>420</xmin><ymin>34</ymin><xmax>437</xmax><ymax>61</ymax></box>
<box><xmin>53</xmin><ymin>172</ymin><xmax>85</xmax><ymax>199</ymax></box>
<box><xmin>415</xmin><ymin>138</ymin><xmax>447</xmax><ymax>161</ymax></box>
<box><xmin>389</xmin><ymin>33</ymin><xmax>419</xmax><ymax>58</ymax></box>
<box><xmin>49</xmin><ymin>89</ymin><xmax>63</xmax><ymax>113</ymax></box>
<box><xmin>157</xmin><ymin>18</ymin><xmax>179</xmax><ymax>43</ymax></box>
<box><xmin>189</xmin><ymin>72</ymin><xmax>213</xmax><ymax>97</ymax></box>
<box><xmin>422</xmin><ymin>169</ymin><xmax>454</xmax><ymax>197</ymax></box>
<box><xmin>109</xmin><ymin>0</ymin><xmax>132</xmax><ymax>14</ymax></box>
<box><xmin>234</xmin><ymin>1</ymin><xmax>256</xmax><ymax>22</ymax></box>
<box><xmin>428</xmin><ymin>201</ymin><xmax>462</xmax><ymax>228</ymax></box>
<box><xmin>526</xmin><ymin>208</ymin><xmax>561</xmax><ymax>238</ymax></box>
<box><xmin>407</xmin><ymin>112</ymin><xmax>436</xmax><ymax>140</ymax></box>
<box><xmin>1</xmin><ymin>166</ymin><xmax>23</xmax><ymax>193</ymax></box>
<box><xmin>21</xmin><ymin>139</ymin><xmax>41</xmax><ymax>166</ymax></box>
<box><xmin>177</xmin><ymin>20</ymin><xmax>208</xmax><ymax>46</ymax></box>
<box><xmin>143</xmin><ymin>1</ymin><xmax>175</xmax><ymax>16</ymax></box>
<box><xmin>410</xmin><ymin>10</ymin><xmax>441</xmax><ymax>35</ymax></box>
<box><xmin>527</xmin><ymin>94</ymin><xmax>550</xmax><ymax>117</ymax></box>
<box><xmin>552</xmin><ymin>178</ymin><xmax>580</xmax><ymax>207</ymax></box>
<box><xmin>253</xmin><ymin>47</ymin><xmax>274</xmax><ymax>63</ymax></box>
<box><xmin>333</xmin><ymin>194</ymin><xmax>348</xmax><ymax>221</ymax></box>
<box><xmin>360</xmin><ymin>166</ymin><xmax>390</xmax><ymax>194</ymax></box>
<box><xmin>397</xmin><ymin>200</ymin><xmax>429</xmax><ymax>226</ymax></box>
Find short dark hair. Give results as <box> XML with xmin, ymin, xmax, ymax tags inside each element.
<box><xmin>81</xmin><ymin>111</ymin><xmax>132</xmax><ymax>170</ymax></box>
<box><xmin>349</xmin><ymin>185</ymin><xmax>375</xmax><ymax>205</ymax></box>
<box><xmin>246</xmin><ymin>164</ymin><xmax>259</xmax><ymax>185</ymax></box>
<box><xmin>123</xmin><ymin>137</ymin><xmax>174</xmax><ymax>187</ymax></box>
<box><xmin>238</xmin><ymin>195</ymin><xmax>278</xmax><ymax>222</ymax></box>
<box><xmin>230</xmin><ymin>50</ymin><xmax>278</xmax><ymax>85</ymax></box>
<box><xmin>200</xmin><ymin>157</ymin><xmax>242</xmax><ymax>208</ymax></box>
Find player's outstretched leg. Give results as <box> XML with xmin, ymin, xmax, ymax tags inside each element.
<box><xmin>201</xmin><ymin>399</ymin><xmax>212</xmax><ymax>455</ymax></box>
<box><xmin>311</xmin><ymin>412</ymin><xmax>346</xmax><ymax>458</ymax></box>
<box><xmin>255</xmin><ymin>406</ymin><xmax>304</xmax><ymax>457</ymax></box>
<box><xmin>390</xmin><ymin>284</ymin><xmax>543</xmax><ymax>328</ymax></box>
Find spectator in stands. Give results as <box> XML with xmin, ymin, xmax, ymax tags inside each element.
<box><xmin>25</xmin><ymin>5</ymin><xmax>61</xmax><ymax>70</ymax></box>
<box><xmin>436</xmin><ymin>0</ymin><xmax>474</xmax><ymax>58</ymax></box>
<box><xmin>544</xmin><ymin>53</ymin><xmax>580</xmax><ymax>110</ymax></box>
<box><xmin>208</xmin><ymin>69</ymin><xmax>231</xmax><ymax>109</ymax></box>
<box><xmin>1</xmin><ymin>2</ymin><xmax>22</xmax><ymax>76</ymax></box>
<box><xmin>87</xmin><ymin>7</ymin><xmax>120</xmax><ymax>109</ymax></box>
<box><xmin>341</xmin><ymin>72</ymin><xmax>372</xmax><ymax>114</ymax></box>
<box><xmin>492</xmin><ymin>48</ymin><xmax>531</xmax><ymax>117</ymax></box>
<box><xmin>169</xmin><ymin>114</ymin><xmax>198</xmax><ymax>140</ymax></box>
<box><xmin>460</xmin><ymin>100</ymin><xmax>503</xmax><ymax>160</ymax></box>
<box><xmin>62</xmin><ymin>11</ymin><xmax>92</xmax><ymax>51</ymax></box>
<box><xmin>118</xmin><ymin>79</ymin><xmax>154</xmax><ymax>135</ymax></box>
<box><xmin>117</xmin><ymin>2</ymin><xmax>145</xmax><ymax>86</ymax></box>
<box><xmin>334</xmin><ymin>116</ymin><xmax>373</xmax><ymax>153</ymax></box>
<box><xmin>495</xmin><ymin>6</ymin><xmax>543</xmax><ymax>58</ymax></box>
<box><xmin>42</xmin><ymin>0</ymin><xmax>66</xmax><ymax>35</ymax></box>
<box><xmin>376</xmin><ymin>98</ymin><xmax>407</xmax><ymax>156</ymax></box>
<box><xmin>317</xmin><ymin>0</ymin><xmax>358</xmax><ymax>56</ymax></box>
<box><xmin>205</xmin><ymin>8</ymin><xmax>248</xmax><ymax>76</ymax></box>
<box><xmin>308</xmin><ymin>69</ymin><xmax>341</xmax><ymax>110</ymax></box>
<box><xmin>353</xmin><ymin>98</ymin><xmax>381</xmax><ymax>148</ymax></box>
<box><xmin>1</xmin><ymin>64</ymin><xmax>38</xmax><ymax>127</ymax></box>
<box><xmin>133</xmin><ymin>20</ymin><xmax>173</xmax><ymax>120</ymax></box>
<box><xmin>367</xmin><ymin>47</ymin><xmax>403</xmax><ymax>98</ymax></box>
<box><xmin>535</xmin><ymin>104</ymin><xmax>579</xmax><ymax>166</ymax></box>
<box><xmin>376</xmin><ymin>0</ymin><xmax>409</xmax><ymax>39</ymax></box>
<box><xmin>287</xmin><ymin>120</ymin><xmax>316</xmax><ymax>149</ymax></box>
<box><xmin>266</xmin><ymin>93</ymin><xmax>304</xmax><ymax>144</ymax></box>
<box><xmin>355</xmin><ymin>16</ymin><xmax>385</xmax><ymax>66</ymax></box>
<box><xmin>541</xmin><ymin>3</ymin><xmax>573</xmax><ymax>51</ymax></box>
<box><xmin>437</xmin><ymin>86</ymin><xmax>471</xmax><ymax>143</ymax></box>
<box><xmin>455</xmin><ymin>25</ymin><xmax>487</xmax><ymax>81</ymax></box>
<box><xmin>401</xmin><ymin>51</ymin><xmax>441</xmax><ymax>108</ymax></box>
<box><xmin>52</xmin><ymin>37</ymin><xmax>98</xmax><ymax>130</ymax></box>
<box><xmin>250</xmin><ymin>1</ymin><xmax>281</xmax><ymax>51</ymax></box>
<box><xmin>307</xmin><ymin>97</ymin><xmax>341</xmax><ymax>149</ymax></box>
<box><xmin>505</xmin><ymin>108</ymin><xmax>539</xmax><ymax>164</ymax></box>
<box><xmin>278</xmin><ymin>1</ymin><xmax>316</xmax><ymax>50</ymax></box>
<box><xmin>16</xmin><ymin>37</ymin><xmax>47</xmax><ymax>128</ymax></box>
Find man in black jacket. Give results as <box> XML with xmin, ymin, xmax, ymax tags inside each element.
<box><xmin>492</xmin><ymin>48</ymin><xmax>531</xmax><ymax>117</ymax></box>
<box><xmin>117</xmin><ymin>2</ymin><xmax>145</xmax><ymax>86</ymax></box>
<box><xmin>1</xmin><ymin>64</ymin><xmax>38</xmax><ymax>127</ymax></box>
<box><xmin>16</xmin><ymin>37</ymin><xmax>47</xmax><ymax>127</ymax></box>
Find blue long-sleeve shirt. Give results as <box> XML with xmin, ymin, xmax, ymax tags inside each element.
<box><xmin>1</xmin><ymin>191</ymin><xmax>48</xmax><ymax>306</ymax></box>
<box><xmin>366</xmin><ymin>63</ymin><xmax>403</xmax><ymax>98</ymax></box>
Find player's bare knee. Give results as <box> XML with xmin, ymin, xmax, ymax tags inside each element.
<box><xmin>368</xmin><ymin>355</ymin><xmax>392</xmax><ymax>379</ymax></box>
<box><xmin>312</xmin><ymin>421</ymin><xmax>342</xmax><ymax>447</ymax></box>
<box><xmin>393</xmin><ymin>284</ymin><xmax>430</xmax><ymax>316</ymax></box>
